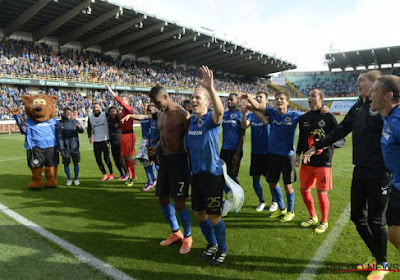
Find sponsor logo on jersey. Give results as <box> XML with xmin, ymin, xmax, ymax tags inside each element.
<box><xmin>188</xmin><ymin>130</ymin><xmax>203</xmax><ymax>136</ymax></box>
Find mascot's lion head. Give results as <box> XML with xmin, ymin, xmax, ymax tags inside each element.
<box><xmin>21</xmin><ymin>94</ymin><xmax>57</xmax><ymax>122</ymax></box>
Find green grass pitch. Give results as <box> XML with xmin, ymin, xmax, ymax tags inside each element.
<box><xmin>0</xmin><ymin>116</ymin><xmax>398</xmax><ymax>280</ymax></box>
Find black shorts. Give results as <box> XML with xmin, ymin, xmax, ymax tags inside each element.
<box><xmin>27</xmin><ymin>146</ymin><xmax>59</xmax><ymax>168</ymax></box>
<box><xmin>387</xmin><ymin>186</ymin><xmax>400</xmax><ymax>226</ymax></box>
<box><xmin>250</xmin><ymin>153</ymin><xmax>268</xmax><ymax>176</ymax></box>
<box><xmin>191</xmin><ymin>173</ymin><xmax>224</xmax><ymax>215</ymax></box>
<box><xmin>62</xmin><ymin>151</ymin><xmax>80</xmax><ymax>165</ymax></box>
<box><xmin>220</xmin><ymin>149</ymin><xmax>243</xmax><ymax>177</ymax></box>
<box><xmin>266</xmin><ymin>153</ymin><xmax>296</xmax><ymax>184</ymax></box>
<box><xmin>156</xmin><ymin>152</ymin><xmax>190</xmax><ymax>199</ymax></box>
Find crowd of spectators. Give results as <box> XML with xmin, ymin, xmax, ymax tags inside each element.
<box><xmin>290</xmin><ymin>73</ymin><xmax>358</xmax><ymax>97</ymax></box>
<box><xmin>290</xmin><ymin>69</ymin><xmax>400</xmax><ymax>97</ymax></box>
<box><xmin>2</xmin><ymin>39</ymin><xmax>400</xmax><ymax>120</ymax></box>
<box><xmin>0</xmin><ymin>39</ymin><xmax>269</xmax><ymax>93</ymax></box>
<box><xmin>0</xmin><ymin>85</ymin><xmax>195</xmax><ymax>120</ymax></box>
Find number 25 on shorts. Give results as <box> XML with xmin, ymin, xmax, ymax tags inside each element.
<box><xmin>207</xmin><ymin>197</ymin><xmax>221</xmax><ymax>208</ymax></box>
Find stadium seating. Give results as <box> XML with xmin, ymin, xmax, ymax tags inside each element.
<box><xmin>288</xmin><ymin>73</ymin><xmax>358</xmax><ymax>97</ymax></box>
<box><xmin>0</xmin><ymin>39</ymin><xmax>271</xmax><ymax>94</ymax></box>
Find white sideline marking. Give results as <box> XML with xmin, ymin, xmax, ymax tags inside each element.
<box><xmin>0</xmin><ymin>202</ymin><xmax>135</xmax><ymax>280</ymax></box>
<box><xmin>297</xmin><ymin>203</ymin><xmax>351</xmax><ymax>280</ymax></box>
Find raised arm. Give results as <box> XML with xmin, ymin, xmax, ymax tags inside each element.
<box><xmin>11</xmin><ymin>107</ymin><xmax>26</xmax><ymax>134</ymax></box>
<box><xmin>240</xmin><ymin>105</ymin><xmax>250</xmax><ymax>130</ymax></box>
<box><xmin>240</xmin><ymin>93</ymin><xmax>265</xmax><ymax>111</ymax></box>
<box><xmin>198</xmin><ymin>66</ymin><xmax>223</xmax><ymax>124</ymax></box>
<box><xmin>106</xmin><ymin>85</ymin><xmax>133</xmax><ymax>113</ymax></box>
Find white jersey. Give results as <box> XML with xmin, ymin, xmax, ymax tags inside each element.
<box><xmin>89</xmin><ymin>112</ymin><xmax>109</xmax><ymax>142</ymax></box>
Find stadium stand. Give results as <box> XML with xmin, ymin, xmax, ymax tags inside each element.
<box><xmin>0</xmin><ymin>84</ymin><xmax>192</xmax><ymax>120</ymax></box>
<box><xmin>0</xmin><ymin>39</ymin><xmax>279</xmax><ymax>95</ymax></box>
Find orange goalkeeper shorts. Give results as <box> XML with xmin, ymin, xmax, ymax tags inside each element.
<box><xmin>299</xmin><ymin>164</ymin><xmax>332</xmax><ymax>191</ymax></box>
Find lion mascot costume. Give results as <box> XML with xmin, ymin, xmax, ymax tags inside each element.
<box><xmin>12</xmin><ymin>94</ymin><xmax>59</xmax><ymax>189</ymax></box>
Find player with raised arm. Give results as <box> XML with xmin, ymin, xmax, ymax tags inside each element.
<box><xmin>106</xmin><ymin>86</ymin><xmax>137</xmax><ymax>186</ymax></box>
<box><xmin>241</xmin><ymin>92</ymin><xmax>278</xmax><ymax>212</ymax></box>
<box><xmin>187</xmin><ymin>66</ymin><xmax>227</xmax><ymax>265</ymax></box>
<box><xmin>243</xmin><ymin>91</ymin><xmax>301</xmax><ymax>222</ymax></box>
<box><xmin>107</xmin><ymin>106</ymin><xmax>129</xmax><ymax>181</ymax></box>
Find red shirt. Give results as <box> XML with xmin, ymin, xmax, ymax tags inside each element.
<box><xmin>115</xmin><ymin>95</ymin><xmax>134</xmax><ymax>133</ymax></box>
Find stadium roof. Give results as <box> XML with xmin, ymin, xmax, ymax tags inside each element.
<box><xmin>0</xmin><ymin>0</ymin><xmax>296</xmax><ymax>76</ymax></box>
<box><xmin>325</xmin><ymin>46</ymin><xmax>400</xmax><ymax>71</ymax></box>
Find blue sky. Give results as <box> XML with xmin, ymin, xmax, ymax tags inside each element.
<box><xmin>114</xmin><ymin>0</ymin><xmax>400</xmax><ymax>71</ymax></box>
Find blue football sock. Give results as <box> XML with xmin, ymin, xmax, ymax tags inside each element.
<box><xmin>73</xmin><ymin>165</ymin><xmax>79</xmax><ymax>180</ymax></box>
<box><xmin>213</xmin><ymin>220</ymin><xmax>227</xmax><ymax>252</ymax></box>
<box><xmin>253</xmin><ymin>177</ymin><xmax>265</xmax><ymax>203</ymax></box>
<box><xmin>287</xmin><ymin>191</ymin><xmax>295</xmax><ymax>213</ymax></box>
<box><xmin>144</xmin><ymin>165</ymin><xmax>153</xmax><ymax>184</ymax></box>
<box><xmin>272</xmin><ymin>185</ymin><xmax>285</xmax><ymax>210</ymax></box>
<box><xmin>178</xmin><ymin>208</ymin><xmax>192</xmax><ymax>238</ymax></box>
<box><xmin>161</xmin><ymin>203</ymin><xmax>179</xmax><ymax>232</ymax></box>
<box><xmin>64</xmin><ymin>166</ymin><xmax>71</xmax><ymax>180</ymax></box>
<box><xmin>270</xmin><ymin>184</ymin><xmax>277</xmax><ymax>202</ymax></box>
<box><xmin>199</xmin><ymin>219</ymin><xmax>217</xmax><ymax>246</ymax></box>
<box><xmin>151</xmin><ymin>164</ymin><xmax>157</xmax><ymax>180</ymax></box>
